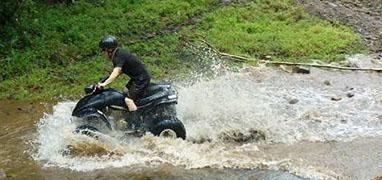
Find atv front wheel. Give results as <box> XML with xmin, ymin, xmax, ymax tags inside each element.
<box><xmin>74</xmin><ymin>125</ymin><xmax>100</xmax><ymax>138</ymax></box>
<box><xmin>74</xmin><ymin>109</ymin><xmax>112</xmax><ymax>135</ymax></box>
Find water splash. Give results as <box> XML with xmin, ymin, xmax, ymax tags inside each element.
<box><xmin>178</xmin><ymin>67</ymin><xmax>382</xmax><ymax>144</ymax></box>
<box><xmin>33</xmin><ymin>106</ymin><xmax>336</xmax><ymax>178</ymax></box>
<box><xmin>32</xmin><ymin>53</ymin><xmax>382</xmax><ymax>179</ymax></box>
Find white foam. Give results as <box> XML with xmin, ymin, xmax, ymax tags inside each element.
<box><xmin>32</xmin><ymin>56</ymin><xmax>382</xmax><ymax>179</ymax></box>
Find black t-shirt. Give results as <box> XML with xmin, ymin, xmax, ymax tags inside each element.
<box><xmin>112</xmin><ymin>48</ymin><xmax>151</xmax><ymax>82</ymax></box>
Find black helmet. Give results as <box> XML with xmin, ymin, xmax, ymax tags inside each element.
<box><xmin>99</xmin><ymin>35</ymin><xmax>118</xmax><ymax>50</ymax></box>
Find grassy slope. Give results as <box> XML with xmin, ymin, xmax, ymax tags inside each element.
<box><xmin>184</xmin><ymin>1</ymin><xmax>364</xmax><ymax>62</ymax></box>
<box><xmin>0</xmin><ymin>0</ymin><xmax>364</xmax><ymax>100</ymax></box>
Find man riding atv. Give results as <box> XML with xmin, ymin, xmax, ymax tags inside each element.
<box><xmin>97</xmin><ymin>35</ymin><xmax>150</xmax><ymax>130</ymax></box>
<box><xmin>72</xmin><ymin>35</ymin><xmax>186</xmax><ymax>139</ymax></box>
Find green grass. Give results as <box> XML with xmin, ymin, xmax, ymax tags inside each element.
<box><xmin>0</xmin><ymin>0</ymin><xmax>216</xmax><ymax>79</ymax></box>
<box><xmin>182</xmin><ymin>0</ymin><xmax>364</xmax><ymax>62</ymax></box>
<box><xmin>0</xmin><ymin>0</ymin><xmax>365</xmax><ymax>100</ymax></box>
<box><xmin>0</xmin><ymin>34</ymin><xmax>185</xmax><ymax>101</ymax></box>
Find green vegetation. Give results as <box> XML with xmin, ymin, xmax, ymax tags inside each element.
<box><xmin>184</xmin><ymin>1</ymin><xmax>364</xmax><ymax>62</ymax></box>
<box><xmin>0</xmin><ymin>0</ymin><xmax>364</xmax><ymax>100</ymax></box>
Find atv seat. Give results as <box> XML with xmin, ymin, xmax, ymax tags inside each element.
<box><xmin>109</xmin><ymin>83</ymin><xmax>173</xmax><ymax>110</ymax></box>
<box><xmin>136</xmin><ymin>83</ymin><xmax>171</xmax><ymax>106</ymax></box>
<box><xmin>145</xmin><ymin>83</ymin><xmax>171</xmax><ymax>96</ymax></box>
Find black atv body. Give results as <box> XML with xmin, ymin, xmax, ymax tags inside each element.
<box><xmin>71</xmin><ymin>81</ymin><xmax>186</xmax><ymax>139</ymax></box>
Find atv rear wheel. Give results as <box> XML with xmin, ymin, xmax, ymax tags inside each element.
<box><xmin>159</xmin><ymin>129</ymin><xmax>177</xmax><ymax>138</ymax></box>
<box><xmin>149</xmin><ymin>118</ymin><xmax>186</xmax><ymax>139</ymax></box>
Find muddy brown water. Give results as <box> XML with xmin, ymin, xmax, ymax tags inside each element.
<box><xmin>1</xmin><ymin>64</ymin><xmax>382</xmax><ymax>179</ymax></box>
<box><xmin>0</xmin><ymin>101</ymin><xmax>301</xmax><ymax>179</ymax></box>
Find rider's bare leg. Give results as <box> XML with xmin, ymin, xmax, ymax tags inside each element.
<box><xmin>123</xmin><ymin>87</ymin><xmax>137</xmax><ymax>111</ymax></box>
<box><xmin>123</xmin><ymin>87</ymin><xmax>141</xmax><ymax>130</ymax></box>
<box><xmin>124</xmin><ymin>97</ymin><xmax>137</xmax><ymax>111</ymax></box>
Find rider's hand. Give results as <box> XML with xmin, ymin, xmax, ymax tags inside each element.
<box><xmin>97</xmin><ymin>83</ymin><xmax>106</xmax><ymax>90</ymax></box>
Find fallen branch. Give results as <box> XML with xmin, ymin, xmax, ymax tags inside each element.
<box><xmin>219</xmin><ymin>52</ymin><xmax>254</xmax><ymax>62</ymax></box>
<box><xmin>198</xmin><ymin>40</ymin><xmax>382</xmax><ymax>72</ymax></box>
<box><xmin>260</xmin><ymin>60</ymin><xmax>382</xmax><ymax>72</ymax></box>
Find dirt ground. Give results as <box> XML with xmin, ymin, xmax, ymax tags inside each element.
<box><xmin>297</xmin><ymin>0</ymin><xmax>382</xmax><ymax>53</ymax></box>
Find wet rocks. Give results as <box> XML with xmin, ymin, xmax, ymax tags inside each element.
<box><xmin>345</xmin><ymin>86</ymin><xmax>355</xmax><ymax>98</ymax></box>
<box><xmin>345</xmin><ymin>86</ymin><xmax>354</xmax><ymax>91</ymax></box>
<box><xmin>218</xmin><ymin>129</ymin><xmax>265</xmax><ymax>143</ymax></box>
<box><xmin>279</xmin><ymin>65</ymin><xmax>310</xmax><ymax>74</ymax></box>
<box><xmin>331</xmin><ymin>96</ymin><xmax>342</xmax><ymax>101</ymax></box>
<box><xmin>323</xmin><ymin>80</ymin><xmax>331</xmax><ymax>86</ymax></box>
<box><xmin>325</xmin><ymin>86</ymin><xmax>354</xmax><ymax>101</ymax></box>
<box><xmin>292</xmin><ymin>66</ymin><xmax>310</xmax><ymax>74</ymax></box>
<box><xmin>288</xmin><ymin>98</ymin><xmax>299</xmax><ymax>104</ymax></box>
<box><xmin>346</xmin><ymin>92</ymin><xmax>355</xmax><ymax>98</ymax></box>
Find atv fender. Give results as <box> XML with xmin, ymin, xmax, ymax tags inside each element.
<box><xmin>75</xmin><ymin>108</ymin><xmax>112</xmax><ymax>130</ymax></box>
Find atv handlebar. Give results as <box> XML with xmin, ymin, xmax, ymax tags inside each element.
<box><xmin>84</xmin><ymin>76</ymin><xmax>109</xmax><ymax>94</ymax></box>
<box><xmin>99</xmin><ymin>76</ymin><xmax>109</xmax><ymax>83</ymax></box>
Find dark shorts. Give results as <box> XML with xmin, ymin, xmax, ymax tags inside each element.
<box><xmin>124</xmin><ymin>79</ymin><xmax>150</xmax><ymax>100</ymax></box>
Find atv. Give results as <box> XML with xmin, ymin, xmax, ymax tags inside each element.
<box><xmin>71</xmin><ymin>77</ymin><xmax>186</xmax><ymax>139</ymax></box>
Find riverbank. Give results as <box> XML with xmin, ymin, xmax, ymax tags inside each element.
<box><xmin>297</xmin><ymin>0</ymin><xmax>382</xmax><ymax>52</ymax></box>
<box><xmin>0</xmin><ymin>0</ymin><xmax>364</xmax><ymax>101</ymax></box>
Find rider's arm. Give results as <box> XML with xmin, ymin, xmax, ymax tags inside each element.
<box><xmin>100</xmin><ymin>67</ymin><xmax>122</xmax><ymax>87</ymax></box>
